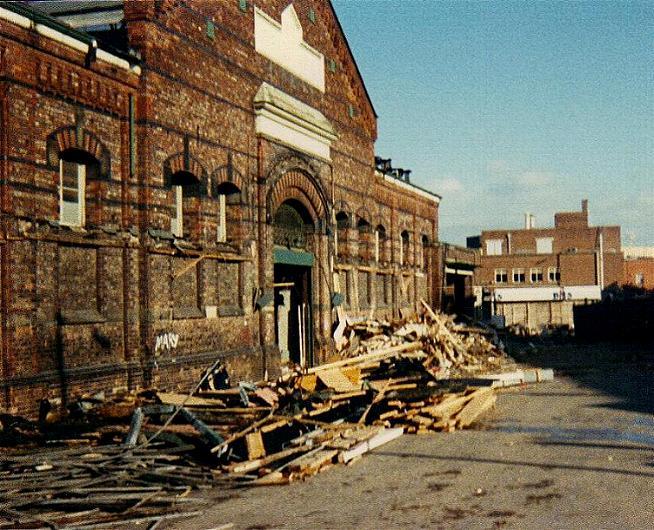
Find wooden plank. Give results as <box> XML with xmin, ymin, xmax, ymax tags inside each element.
<box><xmin>177</xmin><ymin>407</ymin><xmax>224</xmax><ymax>446</ymax></box>
<box><xmin>287</xmin><ymin>449</ymin><xmax>338</xmax><ymax>476</ymax></box>
<box><xmin>251</xmin><ymin>471</ymin><xmax>290</xmax><ymax>486</ymax></box>
<box><xmin>317</xmin><ymin>369</ymin><xmax>360</xmax><ymax>393</ymax></box>
<box><xmin>420</xmin><ymin>393</ymin><xmax>472</xmax><ymax>419</ymax></box>
<box><xmin>227</xmin><ymin>446</ymin><xmax>309</xmax><ymax>474</ymax></box>
<box><xmin>245</xmin><ymin>431</ymin><xmax>266</xmax><ymax>460</ymax></box>
<box><xmin>339</xmin><ymin>427</ymin><xmax>404</xmax><ymax>463</ymax></box>
<box><xmin>330</xmin><ymin>390</ymin><xmax>367</xmax><ymax>401</ymax></box>
<box><xmin>157</xmin><ymin>392</ymin><xmax>225</xmax><ymax>408</ymax></box>
<box><xmin>298</xmin><ymin>374</ymin><xmax>317</xmax><ymax>392</ymax></box>
<box><xmin>341</xmin><ymin>367</ymin><xmax>361</xmax><ymax>385</ymax></box>
<box><xmin>306</xmin><ymin>342</ymin><xmax>423</xmax><ymax>374</ymax></box>
<box><xmin>455</xmin><ymin>391</ymin><xmax>497</xmax><ymax>428</ymax></box>
<box><xmin>210</xmin><ymin>413</ymin><xmax>275</xmax><ymax>454</ymax></box>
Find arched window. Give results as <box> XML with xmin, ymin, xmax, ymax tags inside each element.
<box><xmin>356</xmin><ymin>217</ymin><xmax>372</xmax><ymax>261</ymax></box>
<box><xmin>169</xmin><ymin>170</ymin><xmax>200</xmax><ymax>238</ymax></box>
<box><xmin>273</xmin><ymin>200</ymin><xmax>314</xmax><ymax>248</ymax></box>
<box><xmin>335</xmin><ymin>211</ymin><xmax>349</xmax><ymax>257</ymax></box>
<box><xmin>58</xmin><ymin>149</ymin><xmax>100</xmax><ymax>227</ymax></box>
<box><xmin>421</xmin><ymin>234</ymin><xmax>430</xmax><ymax>270</ymax></box>
<box><xmin>214</xmin><ymin>181</ymin><xmax>242</xmax><ymax>243</ymax></box>
<box><xmin>375</xmin><ymin>224</ymin><xmax>387</xmax><ymax>263</ymax></box>
<box><xmin>400</xmin><ymin>230</ymin><xmax>410</xmax><ymax>266</ymax></box>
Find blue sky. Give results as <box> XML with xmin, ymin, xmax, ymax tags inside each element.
<box><xmin>332</xmin><ymin>0</ymin><xmax>654</xmax><ymax>246</ymax></box>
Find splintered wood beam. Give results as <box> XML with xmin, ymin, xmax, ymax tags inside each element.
<box><xmin>177</xmin><ymin>407</ymin><xmax>224</xmax><ymax>446</ymax></box>
<box><xmin>306</xmin><ymin>342</ymin><xmax>423</xmax><ymax>374</ymax></box>
<box><xmin>227</xmin><ymin>445</ymin><xmax>310</xmax><ymax>474</ymax></box>
<box><xmin>124</xmin><ymin>407</ymin><xmax>144</xmax><ymax>448</ymax></box>
<box><xmin>245</xmin><ymin>431</ymin><xmax>266</xmax><ymax>460</ymax></box>
<box><xmin>455</xmin><ymin>390</ymin><xmax>497</xmax><ymax>428</ymax></box>
<box><xmin>339</xmin><ymin>428</ymin><xmax>404</xmax><ymax>463</ymax></box>
<box><xmin>210</xmin><ymin>412</ymin><xmax>275</xmax><ymax>454</ymax></box>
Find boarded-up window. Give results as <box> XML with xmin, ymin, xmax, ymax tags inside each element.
<box><xmin>536</xmin><ymin>237</ymin><xmax>553</xmax><ymax>254</ymax></box>
<box><xmin>172</xmin><ymin>257</ymin><xmax>202</xmax><ymax>319</ymax></box>
<box><xmin>358</xmin><ymin>271</ymin><xmax>369</xmax><ymax>308</ymax></box>
<box><xmin>376</xmin><ymin>273</ymin><xmax>386</xmax><ymax>306</ymax></box>
<box><xmin>338</xmin><ymin>270</ymin><xmax>349</xmax><ymax>307</ymax></box>
<box><xmin>217</xmin><ymin>262</ymin><xmax>241</xmax><ymax>313</ymax></box>
<box><xmin>486</xmin><ymin>239</ymin><xmax>503</xmax><ymax>256</ymax></box>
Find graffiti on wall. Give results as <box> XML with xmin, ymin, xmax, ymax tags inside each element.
<box><xmin>154</xmin><ymin>332</ymin><xmax>179</xmax><ymax>355</ymax></box>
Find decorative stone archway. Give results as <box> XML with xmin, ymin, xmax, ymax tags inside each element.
<box><xmin>260</xmin><ymin>162</ymin><xmax>332</xmax><ymax>370</ymax></box>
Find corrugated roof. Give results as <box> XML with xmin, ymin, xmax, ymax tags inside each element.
<box><xmin>27</xmin><ymin>1</ymin><xmax>123</xmax><ymax>28</ymax></box>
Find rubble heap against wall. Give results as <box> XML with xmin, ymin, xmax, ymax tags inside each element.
<box><xmin>0</xmin><ymin>303</ymin><xmax>553</xmax><ymax>529</ymax></box>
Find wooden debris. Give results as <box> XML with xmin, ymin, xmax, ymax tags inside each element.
<box><xmin>0</xmin><ymin>302</ymin><xmax>552</xmax><ymax>528</ymax></box>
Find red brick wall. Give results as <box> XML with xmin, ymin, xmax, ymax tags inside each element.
<box><xmin>0</xmin><ymin>0</ymin><xmax>439</xmax><ymax>417</ymax></box>
<box><xmin>624</xmin><ymin>258</ymin><xmax>654</xmax><ymax>290</ymax></box>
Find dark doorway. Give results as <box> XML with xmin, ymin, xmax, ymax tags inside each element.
<box><xmin>445</xmin><ymin>272</ymin><xmax>472</xmax><ymax>317</ymax></box>
<box><xmin>274</xmin><ymin>263</ymin><xmax>312</xmax><ymax>366</ymax></box>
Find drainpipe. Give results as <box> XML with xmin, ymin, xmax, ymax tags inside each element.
<box><xmin>256</xmin><ymin>138</ymin><xmax>267</xmax><ymax>377</ymax></box>
<box><xmin>0</xmin><ymin>79</ymin><xmax>10</xmax><ymax>408</ymax></box>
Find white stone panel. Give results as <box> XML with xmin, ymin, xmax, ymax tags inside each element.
<box><xmin>254</xmin><ymin>5</ymin><xmax>325</xmax><ymax>92</ymax></box>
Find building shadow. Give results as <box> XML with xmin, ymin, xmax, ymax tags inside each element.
<box><xmin>374</xmin><ymin>451</ymin><xmax>654</xmax><ymax>479</ymax></box>
<box><xmin>506</xmin><ymin>333</ymin><xmax>654</xmax><ymax>415</ymax></box>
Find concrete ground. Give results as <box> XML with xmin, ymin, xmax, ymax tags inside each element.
<box><xmin>166</xmin><ymin>341</ymin><xmax>654</xmax><ymax>530</ymax></box>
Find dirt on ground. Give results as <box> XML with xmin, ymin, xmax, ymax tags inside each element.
<box><xmin>164</xmin><ymin>338</ymin><xmax>654</xmax><ymax>529</ymax></box>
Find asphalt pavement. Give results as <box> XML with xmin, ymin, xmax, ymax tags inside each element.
<box><xmin>167</xmin><ymin>340</ymin><xmax>654</xmax><ymax>530</ymax></box>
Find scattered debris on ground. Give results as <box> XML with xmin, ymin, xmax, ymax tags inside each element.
<box><xmin>0</xmin><ymin>303</ymin><xmax>554</xmax><ymax>528</ymax></box>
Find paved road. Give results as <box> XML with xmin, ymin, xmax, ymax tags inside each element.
<box><xmin>168</xmin><ymin>342</ymin><xmax>654</xmax><ymax>529</ymax></box>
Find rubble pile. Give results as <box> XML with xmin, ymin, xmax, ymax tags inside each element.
<box><xmin>1</xmin><ymin>304</ymin><xmax>553</xmax><ymax>528</ymax></box>
<box><xmin>336</xmin><ymin>301</ymin><xmax>509</xmax><ymax>377</ymax></box>
<box><xmin>0</xmin><ymin>442</ymin><xmax>222</xmax><ymax>529</ymax></box>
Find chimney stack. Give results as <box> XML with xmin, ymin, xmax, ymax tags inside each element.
<box><xmin>524</xmin><ymin>213</ymin><xmax>535</xmax><ymax>230</ymax></box>
<box><xmin>581</xmin><ymin>199</ymin><xmax>588</xmax><ymax>214</ymax></box>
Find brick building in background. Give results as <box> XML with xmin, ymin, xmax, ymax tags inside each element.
<box><xmin>468</xmin><ymin>200</ymin><xmax>623</xmax><ymax>333</ymax></box>
<box><xmin>622</xmin><ymin>247</ymin><xmax>654</xmax><ymax>291</ymax></box>
<box><xmin>0</xmin><ymin>0</ymin><xmax>440</xmax><ymax>416</ymax></box>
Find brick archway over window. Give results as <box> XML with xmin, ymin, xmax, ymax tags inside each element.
<box><xmin>46</xmin><ymin>126</ymin><xmax>111</xmax><ymax>178</ymax></box>
<box><xmin>267</xmin><ymin>169</ymin><xmax>328</xmax><ymax>227</ymax></box>
<box><xmin>211</xmin><ymin>165</ymin><xmax>245</xmax><ymax>199</ymax></box>
<box><xmin>163</xmin><ymin>153</ymin><xmax>207</xmax><ymax>184</ymax></box>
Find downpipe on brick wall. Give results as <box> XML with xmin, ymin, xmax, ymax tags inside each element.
<box><xmin>256</xmin><ymin>138</ymin><xmax>267</xmax><ymax>377</ymax></box>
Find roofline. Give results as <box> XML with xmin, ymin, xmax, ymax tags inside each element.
<box><xmin>1</xmin><ymin>1</ymin><xmax>140</xmax><ymax>68</ymax></box>
<box><xmin>328</xmin><ymin>0</ymin><xmax>378</xmax><ymax>119</ymax></box>
<box><xmin>376</xmin><ymin>170</ymin><xmax>442</xmax><ymax>203</ymax></box>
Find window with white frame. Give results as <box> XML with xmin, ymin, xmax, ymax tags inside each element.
<box><xmin>530</xmin><ymin>267</ymin><xmax>543</xmax><ymax>283</ymax></box>
<box><xmin>171</xmin><ymin>185</ymin><xmax>184</xmax><ymax>237</ymax></box>
<box><xmin>512</xmin><ymin>268</ymin><xmax>525</xmax><ymax>283</ymax></box>
<box><xmin>547</xmin><ymin>267</ymin><xmax>560</xmax><ymax>282</ymax></box>
<box><xmin>536</xmin><ymin>237</ymin><xmax>553</xmax><ymax>254</ymax></box>
<box><xmin>216</xmin><ymin>194</ymin><xmax>227</xmax><ymax>242</ymax></box>
<box><xmin>486</xmin><ymin>239</ymin><xmax>503</xmax><ymax>256</ymax></box>
<box><xmin>59</xmin><ymin>159</ymin><xmax>86</xmax><ymax>226</ymax></box>
<box><xmin>494</xmin><ymin>269</ymin><xmax>508</xmax><ymax>283</ymax></box>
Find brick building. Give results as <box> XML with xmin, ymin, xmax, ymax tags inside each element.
<box><xmin>468</xmin><ymin>200</ymin><xmax>622</xmax><ymax>333</ymax></box>
<box><xmin>622</xmin><ymin>247</ymin><xmax>654</xmax><ymax>291</ymax></box>
<box><xmin>438</xmin><ymin>243</ymin><xmax>479</xmax><ymax>318</ymax></box>
<box><xmin>0</xmin><ymin>0</ymin><xmax>440</xmax><ymax>416</ymax></box>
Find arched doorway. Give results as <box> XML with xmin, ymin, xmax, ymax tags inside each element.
<box><xmin>272</xmin><ymin>199</ymin><xmax>316</xmax><ymax>367</ymax></box>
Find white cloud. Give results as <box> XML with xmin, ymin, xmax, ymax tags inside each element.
<box><xmin>434</xmin><ymin>177</ymin><xmax>464</xmax><ymax>194</ymax></box>
<box><xmin>513</xmin><ymin>170</ymin><xmax>555</xmax><ymax>188</ymax></box>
